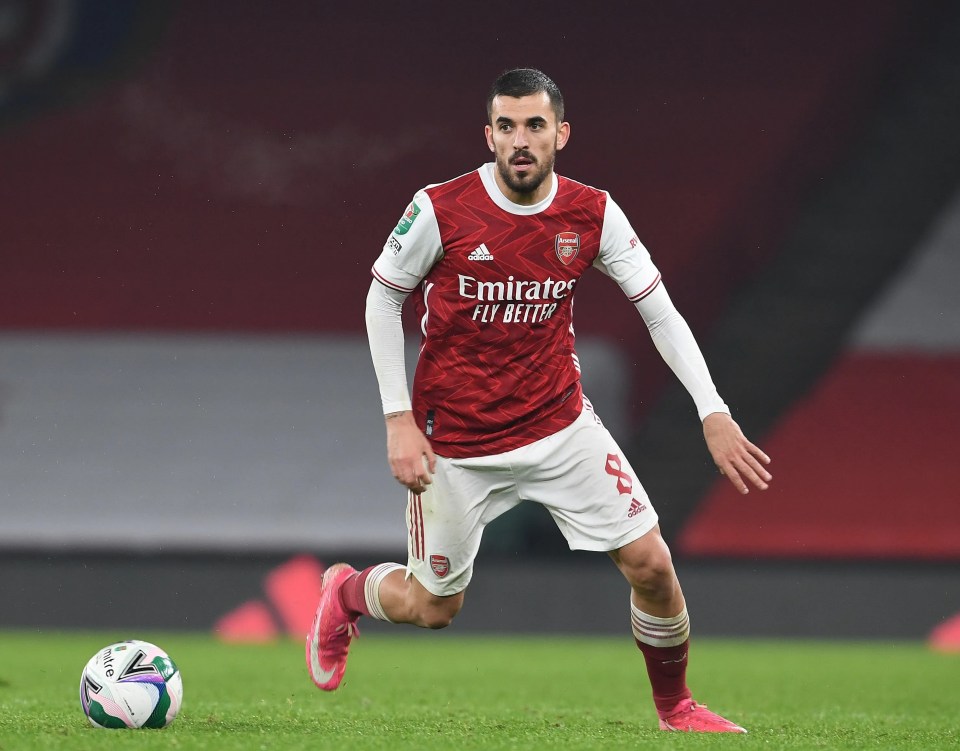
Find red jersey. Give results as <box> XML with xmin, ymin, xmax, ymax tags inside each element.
<box><xmin>372</xmin><ymin>164</ymin><xmax>660</xmax><ymax>458</ymax></box>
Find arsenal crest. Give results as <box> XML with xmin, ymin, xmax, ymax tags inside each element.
<box><xmin>555</xmin><ymin>232</ymin><xmax>580</xmax><ymax>265</ymax></box>
<box><xmin>430</xmin><ymin>554</ymin><xmax>450</xmax><ymax>578</ymax></box>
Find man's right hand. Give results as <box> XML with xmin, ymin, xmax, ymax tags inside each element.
<box><xmin>385</xmin><ymin>411</ymin><xmax>437</xmax><ymax>494</ymax></box>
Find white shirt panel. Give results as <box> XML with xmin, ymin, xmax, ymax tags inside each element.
<box><xmin>371</xmin><ymin>190</ymin><xmax>443</xmax><ymax>292</ymax></box>
<box><xmin>594</xmin><ymin>195</ymin><xmax>662</xmax><ymax>301</ymax></box>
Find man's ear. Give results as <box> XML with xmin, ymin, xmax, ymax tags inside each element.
<box><xmin>556</xmin><ymin>121</ymin><xmax>571</xmax><ymax>151</ymax></box>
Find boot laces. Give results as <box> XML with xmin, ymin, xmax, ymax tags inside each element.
<box><xmin>325</xmin><ymin>620</ymin><xmax>359</xmax><ymax>657</ymax></box>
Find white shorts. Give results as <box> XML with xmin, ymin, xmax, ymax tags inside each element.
<box><xmin>405</xmin><ymin>404</ymin><xmax>659</xmax><ymax>596</ymax></box>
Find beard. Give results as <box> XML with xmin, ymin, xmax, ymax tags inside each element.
<box><xmin>495</xmin><ymin>149</ymin><xmax>555</xmax><ymax>196</ymax></box>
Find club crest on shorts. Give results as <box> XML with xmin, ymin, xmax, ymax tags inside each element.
<box><xmin>429</xmin><ymin>554</ymin><xmax>450</xmax><ymax>578</ymax></box>
<box><xmin>555</xmin><ymin>232</ymin><xmax>580</xmax><ymax>265</ymax></box>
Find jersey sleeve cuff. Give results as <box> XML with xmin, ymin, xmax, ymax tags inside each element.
<box><xmin>697</xmin><ymin>401</ymin><xmax>731</xmax><ymax>422</ymax></box>
<box><xmin>626</xmin><ymin>272</ymin><xmax>662</xmax><ymax>303</ymax></box>
<box><xmin>371</xmin><ymin>266</ymin><xmax>418</xmax><ymax>293</ymax></box>
<box><xmin>382</xmin><ymin>398</ymin><xmax>413</xmax><ymax>414</ymax></box>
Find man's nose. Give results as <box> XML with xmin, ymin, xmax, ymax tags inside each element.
<box><xmin>513</xmin><ymin>127</ymin><xmax>529</xmax><ymax>149</ymax></box>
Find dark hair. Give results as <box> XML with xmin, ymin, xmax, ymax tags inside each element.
<box><xmin>486</xmin><ymin>68</ymin><xmax>565</xmax><ymax>123</ymax></box>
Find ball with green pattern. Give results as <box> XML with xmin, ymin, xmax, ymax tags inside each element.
<box><xmin>80</xmin><ymin>640</ymin><xmax>183</xmax><ymax>729</ymax></box>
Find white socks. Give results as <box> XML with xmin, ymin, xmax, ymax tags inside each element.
<box><xmin>631</xmin><ymin>602</ymin><xmax>690</xmax><ymax>647</ymax></box>
<box><xmin>364</xmin><ymin>563</ymin><xmax>405</xmax><ymax>622</ymax></box>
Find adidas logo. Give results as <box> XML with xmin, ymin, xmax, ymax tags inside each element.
<box><xmin>468</xmin><ymin>243</ymin><xmax>494</xmax><ymax>261</ymax></box>
<box><xmin>214</xmin><ymin>555</ymin><xmax>326</xmax><ymax>643</ymax></box>
<box><xmin>627</xmin><ymin>497</ymin><xmax>647</xmax><ymax>518</ymax></box>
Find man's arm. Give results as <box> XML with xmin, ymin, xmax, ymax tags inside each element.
<box><xmin>634</xmin><ymin>283</ymin><xmax>772</xmax><ymax>494</ymax></box>
<box><xmin>364</xmin><ymin>280</ymin><xmax>435</xmax><ymax>494</ymax></box>
<box><xmin>593</xmin><ymin>194</ymin><xmax>771</xmax><ymax>493</ymax></box>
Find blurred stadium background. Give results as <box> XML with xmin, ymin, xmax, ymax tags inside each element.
<box><xmin>1</xmin><ymin>0</ymin><xmax>958</xmax><ymax>643</ymax></box>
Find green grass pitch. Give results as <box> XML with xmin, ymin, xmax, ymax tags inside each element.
<box><xmin>0</xmin><ymin>630</ymin><xmax>956</xmax><ymax>750</ymax></box>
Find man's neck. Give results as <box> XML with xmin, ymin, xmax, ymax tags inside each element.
<box><xmin>493</xmin><ymin>170</ymin><xmax>555</xmax><ymax>206</ymax></box>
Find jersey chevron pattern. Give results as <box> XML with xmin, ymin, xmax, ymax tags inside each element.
<box><xmin>372</xmin><ymin>164</ymin><xmax>660</xmax><ymax>458</ymax></box>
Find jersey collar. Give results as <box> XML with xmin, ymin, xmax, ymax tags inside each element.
<box><xmin>479</xmin><ymin>162</ymin><xmax>558</xmax><ymax>215</ymax></box>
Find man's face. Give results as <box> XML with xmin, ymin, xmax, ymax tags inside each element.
<box><xmin>485</xmin><ymin>92</ymin><xmax>570</xmax><ymax>205</ymax></box>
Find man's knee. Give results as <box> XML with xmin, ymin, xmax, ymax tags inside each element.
<box><xmin>419</xmin><ymin>592</ymin><xmax>463</xmax><ymax>629</ymax></box>
<box><xmin>612</xmin><ymin>528</ymin><xmax>677</xmax><ymax>595</ymax></box>
<box><xmin>403</xmin><ymin>575</ymin><xmax>464</xmax><ymax>629</ymax></box>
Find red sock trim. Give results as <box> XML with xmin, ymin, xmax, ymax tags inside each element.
<box><xmin>338</xmin><ymin>568</ymin><xmax>374</xmax><ymax>618</ymax></box>
<box><xmin>635</xmin><ymin>637</ymin><xmax>692</xmax><ymax>717</ymax></box>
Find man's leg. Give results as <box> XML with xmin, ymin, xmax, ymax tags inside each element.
<box><xmin>308</xmin><ymin>454</ymin><xmax>513</xmax><ymax>691</ymax></box>
<box><xmin>611</xmin><ymin>526</ymin><xmax>746</xmax><ymax>733</ymax></box>
<box><xmin>610</xmin><ymin>526</ymin><xmax>691</xmax><ymax>714</ymax></box>
<box><xmin>306</xmin><ymin>562</ymin><xmax>464</xmax><ymax>691</ymax></box>
<box><xmin>340</xmin><ymin>564</ymin><xmax>464</xmax><ymax>629</ymax></box>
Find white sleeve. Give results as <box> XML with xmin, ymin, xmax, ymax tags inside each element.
<box><xmin>365</xmin><ymin>280</ymin><xmax>412</xmax><ymax>414</ymax></box>
<box><xmin>595</xmin><ymin>193</ymin><xmax>728</xmax><ymax>420</ymax></box>
<box><xmin>635</xmin><ymin>282</ymin><xmax>730</xmax><ymax>421</ymax></box>
<box><xmin>371</xmin><ymin>189</ymin><xmax>443</xmax><ymax>292</ymax></box>
<box><xmin>365</xmin><ymin>189</ymin><xmax>443</xmax><ymax>414</ymax></box>
<box><xmin>593</xmin><ymin>194</ymin><xmax>662</xmax><ymax>303</ymax></box>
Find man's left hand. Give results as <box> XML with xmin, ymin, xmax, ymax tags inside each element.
<box><xmin>703</xmin><ymin>412</ymin><xmax>772</xmax><ymax>494</ymax></box>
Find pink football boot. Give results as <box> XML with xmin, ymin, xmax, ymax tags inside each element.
<box><xmin>306</xmin><ymin>563</ymin><xmax>360</xmax><ymax>691</ymax></box>
<box><xmin>659</xmin><ymin>699</ymin><xmax>747</xmax><ymax>733</ymax></box>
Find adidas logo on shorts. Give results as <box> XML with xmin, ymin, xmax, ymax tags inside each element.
<box><xmin>627</xmin><ymin>497</ymin><xmax>647</xmax><ymax>518</ymax></box>
<box><xmin>468</xmin><ymin>243</ymin><xmax>494</xmax><ymax>261</ymax></box>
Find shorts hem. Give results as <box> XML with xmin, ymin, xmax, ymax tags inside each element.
<box><xmin>566</xmin><ymin>513</ymin><xmax>659</xmax><ymax>553</ymax></box>
<box><xmin>408</xmin><ymin>566</ymin><xmax>471</xmax><ymax>598</ymax></box>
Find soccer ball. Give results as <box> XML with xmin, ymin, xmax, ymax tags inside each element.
<box><xmin>79</xmin><ymin>640</ymin><xmax>183</xmax><ymax>729</ymax></box>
